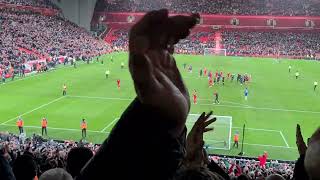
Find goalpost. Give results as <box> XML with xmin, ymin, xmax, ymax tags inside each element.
<box><xmin>187</xmin><ymin>114</ymin><xmax>232</xmax><ymax>150</ymax></box>
<box><xmin>204</xmin><ymin>48</ymin><xmax>227</xmax><ymax>56</ymax></box>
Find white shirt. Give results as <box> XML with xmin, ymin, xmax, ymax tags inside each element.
<box><xmin>315</xmin><ymin>82</ymin><xmax>318</xmax><ymax>86</ymax></box>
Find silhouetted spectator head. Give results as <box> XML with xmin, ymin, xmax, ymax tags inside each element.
<box><xmin>12</xmin><ymin>154</ymin><xmax>37</xmax><ymax>180</ymax></box>
<box><xmin>305</xmin><ymin>128</ymin><xmax>320</xmax><ymax>180</ymax></box>
<box><xmin>237</xmin><ymin>174</ymin><xmax>250</xmax><ymax>180</ymax></box>
<box><xmin>40</xmin><ymin>168</ymin><xmax>72</xmax><ymax>180</ymax></box>
<box><xmin>266</xmin><ymin>174</ymin><xmax>285</xmax><ymax>180</ymax></box>
<box><xmin>66</xmin><ymin>147</ymin><xmax>93</xmax><ymax>178</ymax></box>
<box><xmin>174</xmin><ymin>167</ymin><xmax>225</xmax><ymax>180</ymax></box>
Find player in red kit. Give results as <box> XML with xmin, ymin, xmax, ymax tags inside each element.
<box><xmin>204</xmin><ymin>68</ymin><xmax>207</xmax><ymax>77</ymax></box>
<box><xmin>117</xmin><ymin>79</ymin><xmax>121</xmax><ymax>89</ymax></box>
<box><xmin>209</xmin><ymin>78</ymin><xmax>213</xmax><ymax>87</ymax></box>
<box><xmin>192</xmin><ymin>90</ymin><xmax>197</xmax><ymax>104</ymax></box>
<box><xmin>215</xmin><ymin>71</ymin><xmax>219</xmax><ymax>78</ymax></box>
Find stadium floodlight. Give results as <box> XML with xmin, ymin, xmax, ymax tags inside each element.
<box><xmin>204</xmin><ymin>48</ymin><xmax>227</xmax><ymax>56</ymax></box>
<box><xmin>186</xmin><ymin>114</ymin><xmax>232</xmax><ymax>150</ymax></box>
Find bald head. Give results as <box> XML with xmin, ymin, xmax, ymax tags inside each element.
<box><xmin>305</xmin><ymin>128</ymin><xmax>320</xmax><ymax>180</ymax></box>
<box><xmin>266</xmin><ymin>174</ymin><xmax>285</xmax><ymax>180</ymax></box>
<box><xmin>40</xmin><ymin>168</ymin><xmax>73</xmax><ymax>180</ymax></box>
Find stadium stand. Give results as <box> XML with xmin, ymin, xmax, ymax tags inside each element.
<box><xmin>222</xmin><ymin>30</ymin><xmax>320</xmax><ymax>58</ymax></box>
<box><xmin>106</xmin><ymin>28</ymin><xmax>216</xmax><ymax>54</ymax></box>
<box><xmin>96</xmin><ymin>0</ymin><xmax>320</xmax><ymax>16</ymax></box>
<box><xmin>0</xmin><ymin>0</ymin><xmax>58</xmax><ymax>9</ymax></box>
<box><xmin>103</xmin><ymin>27</ymin><xmax>320</xmax><ymax>59</ymax></box>
<box><xmin>0</xmin><ymin>7</ymin><xmax>110</xmax><ymax>79</ymax></box>
<box><xmin>1</xmin><ymin>0</ymin><xmax>320</xmax><ymax>179</ymax></box>
<box><xmin>0</xmin><ymin>9</ymin><xmax>109</xmax><ymax>59</ymax></box>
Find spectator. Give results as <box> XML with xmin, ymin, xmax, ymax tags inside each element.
<box><xmin>76</xmin><ymin>9</ymin><xmax>197</xmax><ymax>180</ymax></box>
<box><xmin>66</xmin><ymin>147</ymin><xmax>93</xmax><ymax>178</ymax></box>
<box><xmin>39</xmin><ymin>168</ymin><xmax>73</xmax><ymax>180</ymax></box>
<box><xmin>304</xmin><ymin>127</ymin><xmax>320</xmax><ymax>180</ymax></box>
<box><xmin>266</xmin><ymin>174</ymin><xmax>286</xmax><ymax>180</ymax></box>
<box><xmin>258</xmin><ymin>151</ymin><xmax>268</xmax><ymax>168</ymax></box>
<box><xmin>12</xmin><ymin>154</ymin><xmax>37</xmax><ymax>180</ymax></box>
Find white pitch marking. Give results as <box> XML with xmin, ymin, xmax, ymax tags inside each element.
<box><xmin>205</xmin><ymin>139</ymin><xmax>295</xmax><ymax>149</ymax></box>
<box><xmin>69</xmin><ymin>95</ymin><xmax>320</xmax><ymax>114</ymax></box>
<box><xmin>232</xmin><ymin>126</ymin><xmax>280</xmax><ymax>132</ymax></box>
<box><xmin>100</xmin><ymin>118</ymin><xmax>119</xmax><ymax>132</ymax></box>
<box><xmin>198</xmin><ymin>103</ymin><xmax>320</xmax><ymax>114</ymax></box>
<box><xmin>1</xmin><ymin>96</ymin><xmax>65</xmax><ymax>125</ymax></box>
<box><xmin>185</xmin><ymin>122</ymin><xmax>280</xmax><ymax>133</ymax></box>
<box><xmin>0</xmin><ymin>124</ymin><xmax>107</xmax><ymax>134</ymax></box>
<box><xmin>280</xmin><ymin>131</ymin><xmax>290</xmax><ymax>147</ymax></box>
<box><xmin>68</xmin><ymin>95</ymin><xmax>133</xmax><ymax>101</ymax></box>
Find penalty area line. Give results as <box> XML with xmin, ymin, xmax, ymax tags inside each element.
<box><xmin>198</xmin><ymin>103</ymin><xmax>320</xmax><ymax>114</ymax></box>
<box><xmin>280</xmin><ymin>131</ymin><xmax>290</xmax><ymax>148</ymax></box>
<box><xmin>0</xmin><ymin>124</ymin><xmax>108</xmax><ymax>134</ymax></box>
<box><xmin>1</xmin><ymin>96</ymin><xmax>66</xmax><ymax>125</ymax></box>
<box><xmin>100</xmin><ymin>118</ymin><xmax>119</xmax><ymax>132</ymax></box>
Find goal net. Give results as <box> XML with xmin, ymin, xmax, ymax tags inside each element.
<box><xmin>186</xmin><ymin>114</ymin><xmax>232</xmax><ymax>150</ymax></box>
<box><xmin>204</xmin><ymin>48</ymin><xmax>227</xmax><ymax>56</ymax></box>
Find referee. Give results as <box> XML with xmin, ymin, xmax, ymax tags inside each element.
<box><xmin>314</xmin><ymin>81</ymin><xmax>318</xmax><ymax>91</ymax></box>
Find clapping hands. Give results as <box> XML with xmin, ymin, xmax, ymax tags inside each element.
<box><xmin>128</xmin><ymin>9</ymin><xmax>199</xmax><ymax>136</ymax></box>
<box><xmin>184</xmin><ymin>111</ymin><xmax>216</xmax><ymax>167</ymax></box>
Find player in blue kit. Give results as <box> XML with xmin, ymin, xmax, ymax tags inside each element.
<box><xmin>244</xmin><ymin>87</ymin><xmax>249</xmax><ymax>101</ymax></box>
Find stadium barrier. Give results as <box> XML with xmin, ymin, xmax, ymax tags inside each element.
<box><xmin>93</xmin><ymin>12</ymin><xmax>320</xmax><ymax>30</ymax></box>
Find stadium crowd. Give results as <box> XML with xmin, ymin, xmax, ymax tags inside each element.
<box><xmin>0</xmin><ymin>8</ymin><xmax>109</xmax><ymax>79</ymax></box>
<box><xmin>222</xmin><ymin>31</ymin><xmax>320</xmax><ymax>58</ymax></box>
<box><xmin>0</xmin><ymin>132</ymin><xmax>99</xmax><ymax>179</ymax></box>
<box><xmin>107</xmin><ymin>29</ymin><xmax>217</xmax><ymax>54</ymax></box>
<box><xmin>0</xmin><ymin>9</ymin><xmax>109</xmax><ymax>60</ymax></box>
<box><xmin>0</xmin><ymin>0</ymin><xmax>58</xmax><ymax>9</ymax></box>
<box><xmin>1</xmin><ymin>9</ymin><xmax>320</xmax><ymax>180</ymax></box>
<box><xmin>0</xmin><ymin>131</ymin><xmax>297</xmax><ymax>180</ymax></box>
<box><xmin>210</xmin><ymin>155</ymin><xmax>295</xmax><ymax>179</ymax></box>
<box><xmin>97</xmin><ymin>0</ymin><xmax>320</xmax><ymax>16</ymax></box>
<box><xmin>106</xmin><ymin>28</ymin><xmax>320</xmax><ymax>58</ymax></box>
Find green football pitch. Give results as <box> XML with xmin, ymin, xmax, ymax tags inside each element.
<box><xmin>1</xmin><ymin>52</ymin><xmax>319</xmax><ymax>160</ymax></box>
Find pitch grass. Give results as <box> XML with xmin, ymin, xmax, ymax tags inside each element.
<box><xmin>0</xmin><ymin>52</ymin><xmax>320</xmax><ymax>160</ymax></box>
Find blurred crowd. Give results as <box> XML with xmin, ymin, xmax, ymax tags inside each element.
<box><xmin>0</xmin><ymin>132</ymin><xmax>296</xmax><ymax>180</ymax></box>
<box><xmin>175</xmin><ymin>32</ymin><xmax>216</xmax><ymax>54</ymax></box>
<box><xmin>0</xmin><ymin>132</ymin><xmax>100</xmax><ymax>179</ymax></box>
<box><xmin>105</xmin><ymin>28</ymin><xmax>320</xmax><ymax>58</ymax></box>
<box><xmin>97</xmin><ymin>0</ymin><xmax>320</xmax><ymax>16</ymax></box>
<box><xmin>0</xmin><ymin>9</ymin><xmax>109</xmax><ymax>61</ymax></box>
<box><xmin>222</xmin><ymin>31</ymin><xmax>320</xmax><ymax>58</ymax></box>
<box><xmin>0</xmin><ymin>8</ymin><xmax>109</xmax><ymax>77</ymax></box>
<box><xmin>0</xmin><ymin>0</ymin><xmax>58</xmax><ymax>9</ymax></box>
<box><xmin>210</xmin><ymin>155</ymin><xmax>295</xmax><ymax>179</ymax></box>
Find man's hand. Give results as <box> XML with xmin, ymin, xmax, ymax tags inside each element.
<box><xmin>296</xmin><ymin>124</ymin><xmax>307</xmax><ymax>155</ymax></box>
<box><xmin>128</xmin><ymin>9</ymin><xmax>199</xmax><ymax>136</ymax></box>
<box><xmin>184</xmin><ymin>111</ymin><xmax>216</xmax><ymax>167</ymax></box>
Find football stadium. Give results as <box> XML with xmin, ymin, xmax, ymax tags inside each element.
<box><xmin>0</xmin><ymin>0</ymin><xmax>320</xmax><ymax>179</ymax></box>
